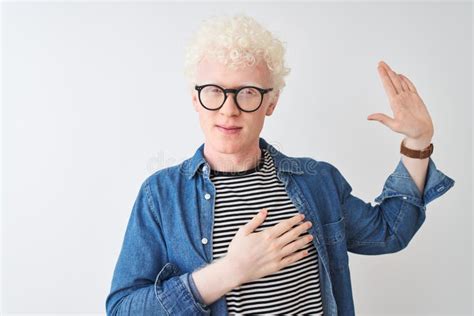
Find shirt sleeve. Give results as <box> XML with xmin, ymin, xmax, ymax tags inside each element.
<box><xmin>105</xmin><ymin>178</ymin><xmax>211</xmax><ymax>315</ymax></box>
<box><xmin>373</xmin><ymin>156</ymin><xmax>455</xmax><ymax>208</ymax></box>
<box><xmin>337</xmin><ymin>157</ymin><xmax>455</xmax><ymax>255</ymax></box>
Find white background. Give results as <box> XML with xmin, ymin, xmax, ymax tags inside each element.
<box><xmin>2</xmin><ymin>1</ymin><xmax>472</xmax><ymax>315</ymax></box>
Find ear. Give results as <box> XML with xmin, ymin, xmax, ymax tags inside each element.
<box><xmin>265</xmin><ymin>91</ymin><xmax>280</xmax><ymax>116</ymax></box>
<box><xmin>191</xmin><ymin>88</ymin><xmax>199</xmax><ymax>112</ymax></box>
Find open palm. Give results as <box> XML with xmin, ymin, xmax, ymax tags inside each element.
<box><xmin>368</xmin><ymin>60</ymin><xmax>434</xmax><ymax>141</ymax></box>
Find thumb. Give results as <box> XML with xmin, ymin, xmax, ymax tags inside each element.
<box><xmin>241</xmin><ymin>208</ymin><xmax>267</xmax><ymax>235</ymax></box>
<box><xmin>367</xmin><ymin>113</ymin><xmax>398</xmax><ymax>130</ymax></box>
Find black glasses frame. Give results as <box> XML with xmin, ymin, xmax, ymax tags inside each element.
<box><xmin>194</xmin><ymin>84</ymin><xmax>273</xmax><ymax>113</ymax></box>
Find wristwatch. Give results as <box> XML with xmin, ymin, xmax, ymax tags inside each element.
<box><xmin>400</xmin><ymin>138</ymin><xmax>434</xmax><ymax>159</ymax></box>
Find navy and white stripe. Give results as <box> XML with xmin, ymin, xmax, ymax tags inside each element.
<box><xmin>209</xmin><ymin>148</ymin><xmax>324</xmax><ymax>315</ymax></box>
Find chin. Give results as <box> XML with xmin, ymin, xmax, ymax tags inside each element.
<box><xmin>208</xmin><ymin>136</ymin><xmax>245</xmax><ymax>153</ymax></box>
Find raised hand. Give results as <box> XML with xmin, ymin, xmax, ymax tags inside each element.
<box><xmin>368</xmin><ymin>60</ymin><xmax>434</xmax><ymax>147</ymax></box>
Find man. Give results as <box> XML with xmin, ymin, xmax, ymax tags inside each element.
<box><xmin>105</xmin><ymin>14</ymin><xmax>455</xmax><ymax>315</ymax></box>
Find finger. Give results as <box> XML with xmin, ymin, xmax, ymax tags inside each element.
<box><xmin>267</xmin><ymin>213</ymin><xmax>305</xmax><ymax>239</ymax></box>
<box><xmin>280</xmin><ymin>234</ymin><xmax>313</xmax><ymax>258</ymax></box>
<box><xmin>278</xmin><ymin>247</ymin><xmax>310</xmax><ymax>270</ymax></box>
<box><xmin>377</xmin><ymin>63</ymin><xmax>397</xmax><ymax>99</ymax></box>
<box><xmin>241</xmin><ymin>208</ymin><xmax>268</xmax><ymax>235</ymax></box>
<box><xmin>278</xmin><ymin>219</ymin><xmax>312</xmax><ymax>247</ymax></box>
<box><xmin>400</xmin><ymin>74</ymin><xmax>418</xmax><ymax>93</ymax></box>
<box><xmin>381</xmin><ymin>61</ymin><xmax>403</xmax><ymax>94</ymax></box>
<box><xmin>367</xmin><ymin>113</ymin><xmax>399</xmax><ymax>131</ymax></box>
<box><xmin>399</xmin><ymin>74</ymin><xmax>409</xmax><ymax>92</ymax></box>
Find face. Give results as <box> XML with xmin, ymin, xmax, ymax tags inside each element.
<box><xmin>191</xmin><ymin>56</ymin><xmax>280</xmax><ymax>155</ymax></box>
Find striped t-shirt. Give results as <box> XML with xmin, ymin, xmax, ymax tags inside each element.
<box><xmin>209</xmin><ymin>148</ymin><xmax>324</xmax><ymax>315</ymax></box>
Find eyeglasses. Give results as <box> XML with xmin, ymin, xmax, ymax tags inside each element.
<box><xmin>194</xmin><ymin>84</ymin><xmax>273</xmax><ymax>113</ymax></box>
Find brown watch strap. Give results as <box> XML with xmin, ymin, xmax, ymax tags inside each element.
<box><xmin>400</xmin><ymin>138</ymin><xmax>434</xmax><ymax>159</ymax></box>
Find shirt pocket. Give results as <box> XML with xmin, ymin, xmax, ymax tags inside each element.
<box><xmin>321</xmin><ymin>216</ymin><xmax>349</xmax><ymax>272</ymax></box>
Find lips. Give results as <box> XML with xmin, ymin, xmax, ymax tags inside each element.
<box><xmin>216</xmin><ymin>125</ymin><xmax>242</xmax><ymax>130</ymax></box>
<box><xmin>216</xmin><ymin>124</ymin><xmax>242</xmax><ymax>135</ymax></box>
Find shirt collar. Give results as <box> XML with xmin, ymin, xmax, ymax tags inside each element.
<box><xmin>183</xmin><ymin>137</ymin><xmax>303</xmax><ymax>180</ymax></box>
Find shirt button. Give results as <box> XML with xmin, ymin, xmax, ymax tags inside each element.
<box><xmin>402</xmin><ymin>196</ymin><xmax>407</xmax><ymax>200</ymax></box>
<box><xmin>204</xmin><ymin>193</ymin><xmax>211</xmax><ymax>200</ymax></box>
<box><xmin>202</xmin><ymin>165</ymin><xmax>208</xmax><ymax>172</ymax></box>
<box><xmin>201</xmin><ymin>237</ymin><xmax>208</xmax><ymax>244</ymax></box>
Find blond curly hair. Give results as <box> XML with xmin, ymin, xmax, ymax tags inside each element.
<box><xmin>183</xmin><ymin>14</ymin><xmax>291</xmax><ymax>94</ymax></box>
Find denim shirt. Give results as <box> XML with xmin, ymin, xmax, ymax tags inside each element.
<box><xmin>105</xmin><ymin>137</ymin><xmax>455</xmax><ymax>316</ymax></box>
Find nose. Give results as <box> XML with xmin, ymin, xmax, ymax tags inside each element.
<box><xmin>219</xmin><ymin>93</ymin><xmax>241</xmax><ymax>116</ymax></box>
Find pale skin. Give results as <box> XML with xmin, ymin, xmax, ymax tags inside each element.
<box><xmin>190</xmin><ymin>55</ymin><xmax>280</xmax><ymax>173</ymax></box>
<box><xmin>369</xmin><ymin>60</ymin><xmax>434</xmax><ymax>194</ymax></box>
<box><xmin>191</xmin><ymin>58</ymin><xmax>434</xmax><ymax>307</ymax></box>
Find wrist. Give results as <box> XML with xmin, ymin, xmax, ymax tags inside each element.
<box><xmin>403</xmin><ymin>136</ymin><xmax>432</xmax><ymax>150</ymax></box>
<box><xmin>190</xmin><ymin>257</ymin><xmax>242</xmax><ymax>306</ymax></box>
<box><xmin>219</xmin><ymin>256</ymin><xmax>244</xmax><ymax>288</ymax></box>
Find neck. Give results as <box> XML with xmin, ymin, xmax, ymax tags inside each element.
<box><xmin>203</xmin><ymin>142</ymin><xmax>262</xmax><ymax>173</ymax></box>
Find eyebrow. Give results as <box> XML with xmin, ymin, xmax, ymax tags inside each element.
<box><xmin>203</xmin><ymin>82</ymin><xmax>264</xmax><ymax>88</ymax></box>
